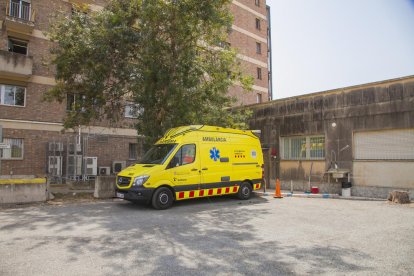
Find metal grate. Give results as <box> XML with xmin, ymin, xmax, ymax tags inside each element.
<box><xmin>1</xmin><ymin>138</ymin><xmax>23</xmax><ymax>159</ymax></box>
<box><xmin>281</xmin><ymin>135</ymin><xmax>325</xmax><ymax>160</ymax></box>
<box><xmin>354</xmin><ymin>129</ymin><xmax>414</xmax><ymax>160</ymax></box>
<box><xmin>117</xmin><ymin>176</ymin><xmax>131</xmax><ymax>187</ymax></box>
<box><xmin>310</xmin><ymin>136</ymin><xmax>325</xmax><ymax>159</ymax></box>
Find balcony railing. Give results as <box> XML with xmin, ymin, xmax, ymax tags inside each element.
<box><xmin>0</xmin><ymin>50</ymin><xmax>33</xmax><ymax>81</ymax></box>
<box><xmin>4</xmin><ymin>1</ymin><xmax>35</xmax><ymax>34</ymax></box>
<box><xmin>6</xmin><ymin>1</ymin><xmax>35</xmax><ymax>22</ymax></box>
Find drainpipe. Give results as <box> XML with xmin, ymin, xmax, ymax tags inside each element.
<box><xmin>266</xmin><ymin>5</ymin><xmax>273</xmax><ymax>100</ymax></box>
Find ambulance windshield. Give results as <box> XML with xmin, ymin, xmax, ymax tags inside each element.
<box><xmin>139</xmin><ymin>144</ymin><xmax>177</xmax><ymax>164</ymax></box>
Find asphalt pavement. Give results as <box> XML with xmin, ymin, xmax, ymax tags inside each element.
<box><xmin>0</xmin><ymin>195</ymin><xmax>413</xmax><ymax>275</ymax></box>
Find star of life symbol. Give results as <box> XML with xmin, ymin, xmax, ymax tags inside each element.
<box><xmin>209</xmin><ymin>147</ymin><xmax>220</xmax><ymax>162</ymax></box>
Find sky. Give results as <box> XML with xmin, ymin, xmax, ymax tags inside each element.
<box><xmin>266</xmin><ymin>0</ymin><xmax>414</xmax><ymax>99</ymax></box>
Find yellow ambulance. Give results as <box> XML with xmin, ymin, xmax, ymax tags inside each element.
<box><xmin>116</xmin><ymin>125</ymin><xmax>264</xmax><ymax>209</ymax></box>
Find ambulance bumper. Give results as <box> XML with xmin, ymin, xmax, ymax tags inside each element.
<box><xmin>115</xmin><ymin>187</ymin><xmax>155</xmax><ymax>203</ymax></box>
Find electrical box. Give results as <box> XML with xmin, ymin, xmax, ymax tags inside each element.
<box><xmin>84</xmin><ymin>157</ymin><xmax>98</xmax><ymax>176</ymax></box>
<box><xmin>99</xmin><ymin>166</ymin><xmax>111</xmax><ymax>176</ymax></box>
<box><xmin>112</xmin><ymin>161</ymin><xmax>126</xmax><ymax>174</ymax></box>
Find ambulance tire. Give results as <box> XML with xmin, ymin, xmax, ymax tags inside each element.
<box><xmin>152</xmin><ymin>187</ymin><xmax>174</xmax><ymax>210</ymax></box>
<box><xmin>237</xmin><ymin>182</ymin><xmax>252</xmax><ymax>200</ymax></box>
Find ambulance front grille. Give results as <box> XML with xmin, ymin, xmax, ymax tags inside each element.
<box><xmin>117</xmin><ymin>176</ymin><xmax>131</xmax><ymax>187</ymax></box>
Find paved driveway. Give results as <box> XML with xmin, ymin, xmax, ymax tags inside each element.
<box><xmin>0</xmin><ymin>195</ymin><xmax>413</xmax><ymax>275</ymax></box>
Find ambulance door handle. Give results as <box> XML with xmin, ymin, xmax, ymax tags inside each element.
<box><xmin>191</xmin><ymin>168</ymin><xmax>198</xmax><ymax>171</ymax></box>
<box><xmin>202</xmin><ymin>168</ymin><xmax>208</xmax><ymax>171</ymax></box>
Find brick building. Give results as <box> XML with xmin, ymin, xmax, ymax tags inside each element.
<box><xmin>0</xmin><ymin>0</ymin><xmax>271</xmax><ymax>179</ymax></box>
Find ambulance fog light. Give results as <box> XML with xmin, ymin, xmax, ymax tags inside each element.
<box><xmin>132</xmin><ymin>175</ymin><xmax>149</xmax><ymax>186</ymax></box>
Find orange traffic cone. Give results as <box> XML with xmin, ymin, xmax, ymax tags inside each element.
<box><xmin>274</xmin><ymin>178</ymin><xmax>283</xmax><ymax>198</ymax></box>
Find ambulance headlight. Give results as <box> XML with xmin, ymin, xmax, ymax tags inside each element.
<box><xmin>132</xmin><ymin>175</ymin><xmax>149</xmax><ymax>186</ymax></box>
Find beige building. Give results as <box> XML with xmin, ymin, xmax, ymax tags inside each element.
<box><xmin>249</xmin><ymin>76</ymin><xmax>414</xmax><ymax>199</ymax></box>
<box><xmin>0</xmin><ymin>0</ymin><xmax>271</xmax><ymax>178</ymax></box>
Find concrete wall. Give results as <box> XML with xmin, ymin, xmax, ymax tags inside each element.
<box><xmin>276</xmin><ymin>160</ymin><xmax>342</xmax><ymax>194</ymax></box>
<box><xmin>353</xmin><ymin>161</ymin><xmax>414</xmax><ymax>199</ymax></box>
<box><xmin>249</xmin><ymin>76</ymin><xmax>414</xmax><ymax>198</ymax></box>
<box><xmin>0</xmin><ymin>178</ymin><xmax>46</xmax><ymax>204</ymax></box>
<box><xmin>94</xmin><ymin>176</ymin><xmax>116</xmax><ymax>199</ymax></box>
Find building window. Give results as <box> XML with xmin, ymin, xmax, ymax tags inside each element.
<box><xmin>8</xmin><ymin>38</ymin><xmax>28</xmax><ymax>55</ymax></box>
<box><xmin>256</xmin><ymin>93</ymin><xmax>262</xmax><ymax>103</ymax></box>
<box><xmin>124</xmin><ymin>102</ymin><xmax>143</xmax><ymax>118</ymax></box>
<box><xmin>9</xmin><ymin>0</ymin><xmax>31</xmax><ymax>21</ymax></box>
<box><xmin>257</xmin><ymin>67</ymin><xmax>262</xmax><ymax>80</ymax></box>
<box><xmin>129</xmin><ymin>143</ymin><xmax>138</xmax><ymax>160</ymax></box>
<box><xmin>281</xmin><ymin>135</ymin><xmax>325</xmax><ymax>160</ymax></box>
<box><xmin>309</xmin><ymin>136</ymin><xmax>326</xmax><ymax>159</ymax></box>
<box><xmin>66</xmin><ymin>93</ymin><xmax>86</xmax><ymax>111</ymax></box>
<box><xmin>0</xmin><ymin>138</ymin><xmax>24</xmax><ymax>160</ymax></box>
<box><xmin>0</xmin><ymin>84</ymin><xmax>25</xmax><ymax>107</ymax></box>
<box><xmin>255</xmin><ymin>18</ymin><xmax>261</xmax><ymax>30</ymax></box>
<box><xmin>255</xmin><ymin>0</ymin><xmax>260</xmax><ymax>7</ymax></box>
<box><xmin>256</xmin><ymin>42</ymin><xmax>262</xmax><ymax>54</ymax></box>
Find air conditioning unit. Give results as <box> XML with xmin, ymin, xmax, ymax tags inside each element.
<box><xmin>84</xmin><ymin>157</ymin><xmax>98</xmax><ymax>176</ymax></box>
<box><xmin>112</xmin><ymin>161</ymin><xmax>126</xmax><ymax>174</ymax></box>
<box><xmin>99</xmin><ymin>166</ymin><xmax>111</xmax><ymax>176</ymax></box>
<box><xmin>68</xmin><ymin>143</ymin><xmax>82</xmax><ymax>154</ymax></box>
<box><xmin>48</xmin><ymin>142</ymin><xmax>64</xmax><ymax>152</ymax></box>
<box><xmin>68</xmin><ymin>155</ymin><xmax>82</xmax><ymax>176</ymax></box>
<box><xmin>48</xmin><ymin>156</ymin><xmax>62</xmax><ymax>176</ymax></box>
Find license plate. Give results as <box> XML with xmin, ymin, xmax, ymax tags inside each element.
<box><xmin>116</xmin><ymin>192</ymin><xmax>125</xmax><ymax>199</ymax></box>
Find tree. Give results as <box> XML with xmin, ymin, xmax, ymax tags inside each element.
<box><xmin>45</xmin><ymin>0</ymin><xmax>253</xmax><ymax>146</ymax></box>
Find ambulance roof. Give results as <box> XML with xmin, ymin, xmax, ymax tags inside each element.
<box><xmin>156</xmin><ymin>125</ymin><xmax>259</xmax><ymax>144</ymax></box>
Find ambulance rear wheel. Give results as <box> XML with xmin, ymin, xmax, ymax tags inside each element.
<box><xmin>237</xmin><ymin>182</ymin><xmax>252</xmax><ymax>200</ymax></box>
<box><xmin>152</xmin><ymin>187</ymin><xmax>173</xmax><ymax>210</ymax></box>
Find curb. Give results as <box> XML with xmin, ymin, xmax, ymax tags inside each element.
<box><xmin>256</xmin><ymin>190</ymin><xmax>386</xmax><ymax>201</ymax></box>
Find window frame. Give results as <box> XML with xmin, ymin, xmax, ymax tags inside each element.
<box><xmin>124</xmin><ymin>102</ymin><xmax>142</xmax><ymax>119</ymax></box>
<box><xmin>255</xmin><ymin>0</ymin><xmax>260</xmax><ymax>7</ymax></box>
<box><xmin>256</xmin><ymin>42</ymin><xmax>262</xmax><ymax>54</ymax></box>
<box><xmin>256</xmin><ymin>93</ymin><xmax>262</xmax><ymax>103</ymax></box>
<box><xmin>8</xmin><ymin>37</ymin><xmax>28</xmax><ymax>55</ymax></box>
<box><xmin>0</xmin><ymin>84</ymin><xmax>26</xmax><ymax>107</ymax></box>
<box><xmin>257</xmin><ymin>67</ymin><xmax>262</xmax><ymax>80</ymax></box>
<box><xmin>0</xmin><ymin>138</ymin><xmax>24</xmax><ymax>160</ymax></box>
<box><xmin>129</xmin><ymin>143</ymin><xmax>139</xmax><ymax>160</ymax></box>
<box><xmin>66</xmin><ymin>93</ymin><xmax>87</xmax><ymax>112</ymax></box>
<box><xmin>255</xmin><ymin>18</ymin><xmax>261</xmax><ymax>30</ymax></box>
<box><xmin>280</xmin><ymin>135</ymin><xmax>325</xmax><ymax>160</ymax></box>
<box><xmin>9</xmin><ymin>0</ymin><xmax>32</xmax><ymax>21</ymax></box>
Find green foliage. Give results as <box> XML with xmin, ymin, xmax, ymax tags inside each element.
<box><xmin>46</xmin><ymin>0</ymin><xmax>253</xmax><ymax>146</ymax></box>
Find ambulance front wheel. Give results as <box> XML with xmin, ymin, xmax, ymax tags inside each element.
<box><xmin>237</xmin><ymin>182</ymin><xmax>252</xmax><ymax>200</ymax></box>
<box><xmin>152</xmin><ymin>187</ymin><xmax>174</xmax><ymax>210</ymax></box>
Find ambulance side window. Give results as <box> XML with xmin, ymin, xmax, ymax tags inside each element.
<box><xmin>169</xmin><ymin>144</ymin><xmax>196</xmax><ymax>168</ymax></box>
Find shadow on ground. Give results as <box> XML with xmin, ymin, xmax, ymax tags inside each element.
<box><xmin>0</xmin><ymin>194</ymin><xmax>372</xmax><ymax>275</ymax></box>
